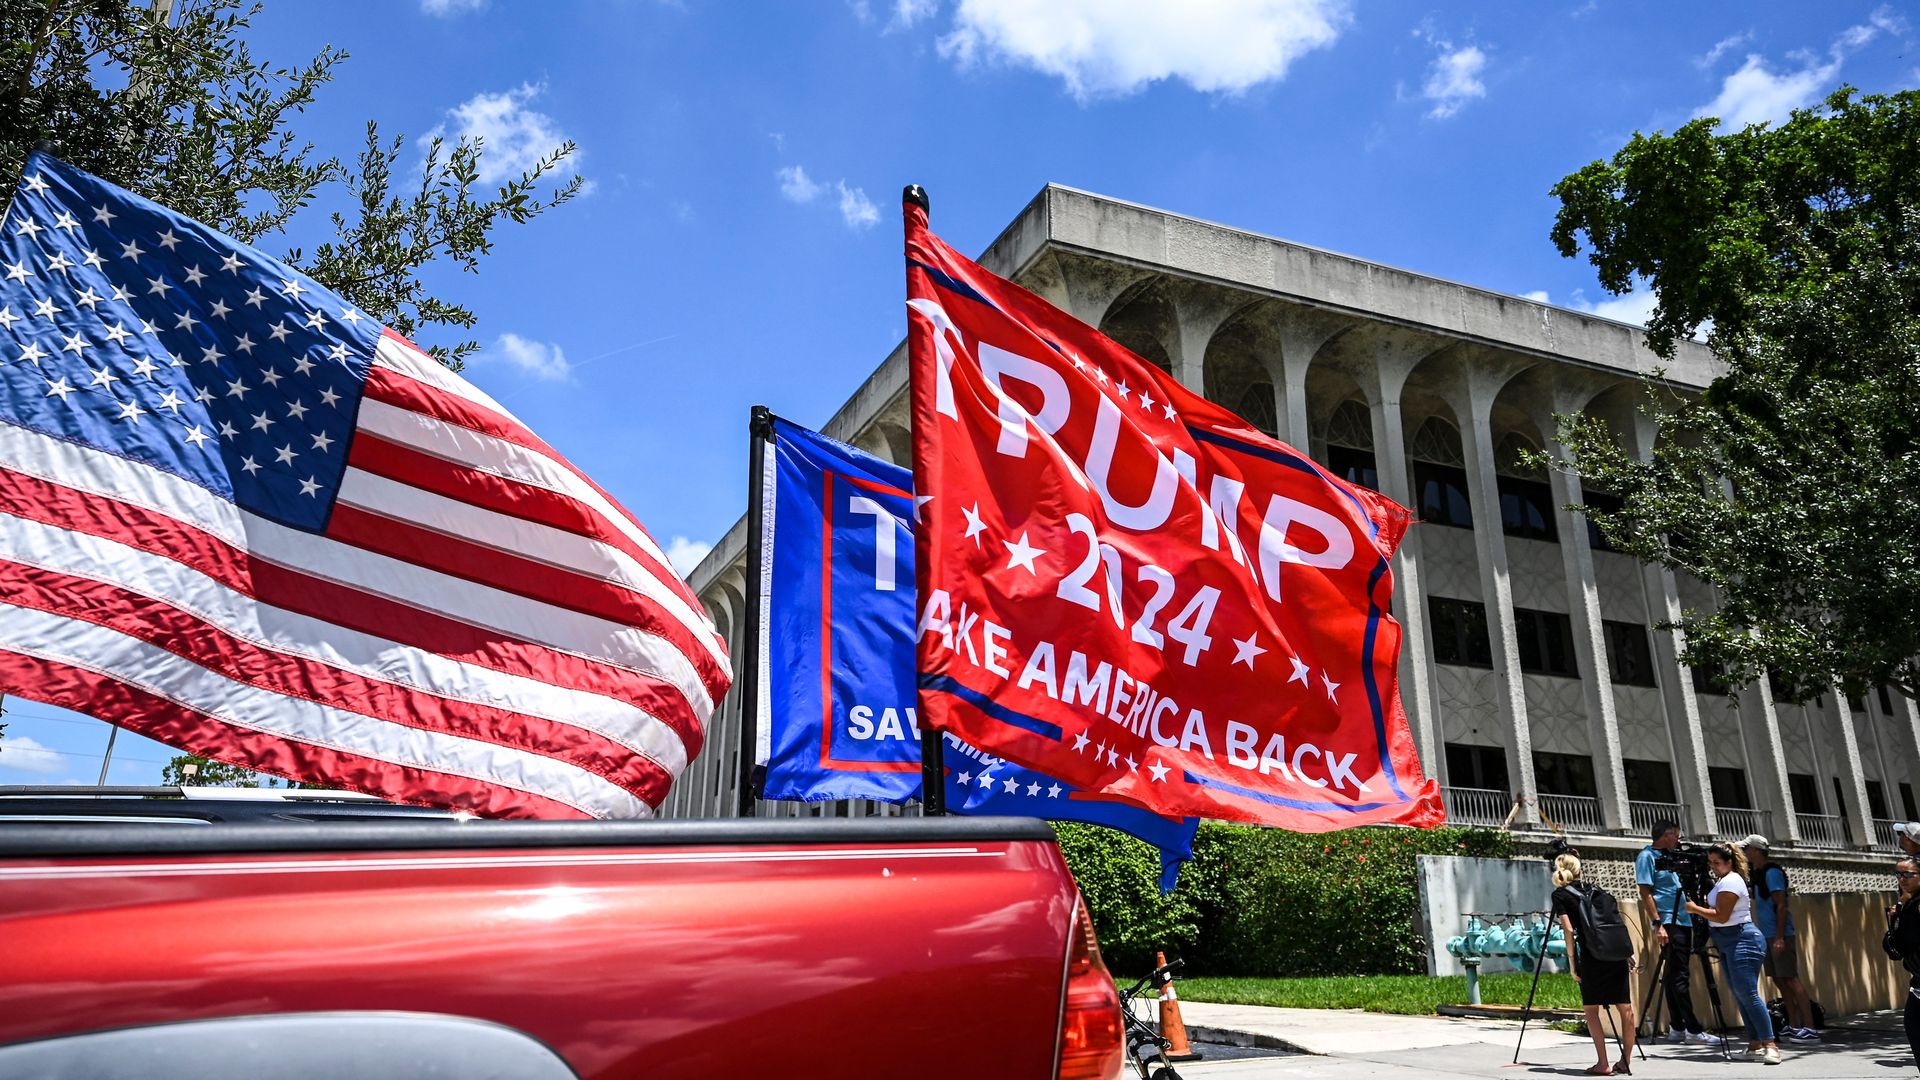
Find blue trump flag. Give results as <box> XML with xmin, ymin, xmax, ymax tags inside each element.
<box><xmin>751</xmin><ymin>416</ymin><xmax>1197</xmax><ymax>887</ymax></box>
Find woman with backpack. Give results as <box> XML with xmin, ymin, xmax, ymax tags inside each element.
<box><xmin>1685</xmin><ymin>843</ymin><xmax>1782</xmax><ymax>1065</ymax></box>
<box><xmin>1552</xmin><ymin>853</ymin><xmax>1639</xmax><ymax>1075</ymax></box>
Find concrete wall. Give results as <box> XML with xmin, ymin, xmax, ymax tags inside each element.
<box><xmin>1417</xmin><ymin>854</ymin><xmax>1554</xmax><ymax>977</ymax></box>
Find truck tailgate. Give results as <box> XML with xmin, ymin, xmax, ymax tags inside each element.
<box><xmin>0</xmin><ymin>816</ymin><xmax>1078</xmax><ymax>1079</ymax></box>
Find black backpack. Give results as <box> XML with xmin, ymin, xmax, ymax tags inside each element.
<box><xmin>1574</xmin><ymin>883</ymin><xmax>1636</xmax><ymax>963</ymax></box>
<box><xmin>1754</xmin><ymin>863</ymin><xmax>1788</xmax><ymax>901</ymax></box>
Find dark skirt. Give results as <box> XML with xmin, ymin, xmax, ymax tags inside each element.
<box><xmin>1578</xmin><ymin>954</ymin><xmax>1632</xmax><ymax>1006</ymax></box>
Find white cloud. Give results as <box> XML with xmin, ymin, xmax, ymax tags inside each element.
<box><xmin>0</xmin><ymin>736</ymin><xmax>65</xmax><ymax>775</ymax></box>
<box><xmin>1417</xmin><ymin>33</ymin><xmax>1486</xmax><ymax>120</ymax></box>
<box><xmin>665</xmin><ymin>536</ymin><xmax>713</xmax><ymax>576</ymax></box>
<box><xmin>837</xmin><ymin>182</ymin><xmax>880</xmax><ymax>229</ymax></box>
<box><xmin>936</xmin><ymin>0</ymin><xmax>1350</xmax><ymax>100</ymax></box>
<box><xmin>1696</xmin><ymin>30</ymin><xmax>1753</xmax><ymax>69</ymax></box>
<box><xmin>480</xmin><ymin>333</ymin><xmax>571</xmax><ymax>381</ymax></box>
<box><xmin>422</xmin><ymin>0</ymin><xmax>486</xmax><ymax>14</ymax></box>
<box><xmin>1582</xmin><ymin>290</ymin><xmax>1659</xmax><ymax>327</ymax></box>
<box><xmin>1695</xmin><ymin>14</ymin><xmax>1888</xmax><ymax>130</ymax></box>
<box><xmin>778</xmin><ymin>165</ymin><xmax>824</xmax><ymax>204</ymax></box>
<box><xmin>780</xmin><ymin>166</ymin><xmax>878</xmax><ymax>231</ymax></box>
<box><xmin>891</xmin><ymin>0</ymin><xmax>938</xmax><ymax>29</ymax></box>
<box><xmin>429</xmin><ymin>82</ymin><xmax>573</xmax><ymax>185</ymax></box>
<box><xmin>1520</xmin><ymin>289</ymin><xmax>1551</xmax><ymax>304</ymax></box>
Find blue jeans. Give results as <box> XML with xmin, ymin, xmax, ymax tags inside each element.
<box><xmin>1711</xmin><ymin>923</ymin><xmax>1774</xmax><ymax>1043</ymax></box>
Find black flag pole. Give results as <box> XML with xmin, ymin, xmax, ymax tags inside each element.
<box><xmin>736</xmin><ymin>404</ymin><xmax>774</xmax><ymax>818</ymax></box>
<box><xmin>902</xmin><ymin>183</ymin><xmax>945</xmax><ymax>816</ymax></box>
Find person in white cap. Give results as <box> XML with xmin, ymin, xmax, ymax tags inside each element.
<box><xmin>1895</xmin><ymin>822</ymin><xmax>1920</xmax><ymax>857</ymax></box>
<box><xmin>1742</xmin><ymin>834</ymin><xmax>1817</xmax><ymax>1041</ymax></box>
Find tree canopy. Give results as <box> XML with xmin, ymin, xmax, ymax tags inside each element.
<box><xmin>1549</xmin><ymin>87</ymin><xmax>1920</xmax><ymax>702</ymax></box>
<box><xmin>1</xmin><ymin>0</ymin><xmax>580</xmax><ymax>367</ymax></box>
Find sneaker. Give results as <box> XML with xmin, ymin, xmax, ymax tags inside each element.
<box><xmin>1666</xmin><ymin>1027</ymin><xmax>1689</xmax><ymax>1043</ymax></box>
<box><xmin>1762</xmin><ymin>1046</ymin><xmax>1783</xmax><ymax>1065</ymax></box>
<box><xmin>1685</xmin><ymin>1030</ymin><xmax>1725</xmax><ymax>1046</ymax></box>
<box><xmin>1781</xmin><ymin>1027</ymin><xmax>1819</xmax><ymax>1043</ymax></box>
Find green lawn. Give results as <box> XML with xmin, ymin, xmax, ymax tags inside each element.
<box><xmin>1140</xmin><ymin>972</ymin><xmax>1583</xmax><ymax>1016</ymax></box>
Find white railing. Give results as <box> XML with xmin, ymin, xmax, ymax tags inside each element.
<box><xmin>1630</xmin><ymin>800</ymin><xmax>1684</xmax><ymax>837</ymax></box>
<box><xmin>1796</xmin><ymin>813</ymin><xmax>1848</xmax><ymax>849</ymax></box>
<box><xmin>1875</xmin><ymin>819</ymin><xmax>1901</xmax><ymax>850</ymax></box>
<box><xmin>1443</xmin><ymin>786</ymin><xmax>1511</xmax><ymax>827</ymax></box>
<box><xmin>1539</xmin><ymin>793</ymin><xmax>1604</xmax><ymax>834</ymax></box>
<box><xmin>1717</xmin><ymin>807</ymin><xmax>1765</xmax><ymax>839</ymax></box>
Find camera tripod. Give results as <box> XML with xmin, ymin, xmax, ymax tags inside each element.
<box><xmin>1638</xmin><ymin>897</ymin><xmax>1733</xmax><ymax>1062</ymax></box>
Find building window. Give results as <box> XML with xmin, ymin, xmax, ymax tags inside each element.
<box><xmin>1581</xmin><ymin>488</ymin><xmax>1625</xmax><ymax>552</ymax></box>
<box><xmin>1535</xmin><ymin>751</ymin><xmax>1599</xmax><ymax>798</ymax></box>
<box><xmin>1710</xmin><ymin>767</ymin><xmax>1753</xmax><ymax>809</ymax></box>
<box><xmin>1902</xmin><ymin>782</ymin><xmax>1917</xmax><ymax>821</ymax></box>
<box><xmin>1624</xmin><ymin>759</ymin><xmax>1678</xmax><ymax>804</ymax></box>
<box><xmin>1327</xmin><ymin>445</ymin><xmax>1378</xmax><ymax>491</ymax></box>
<box><xmin>1868</xmin><ymin>780</ymin><xmax>1891</xmax><ymax>821</ymax></box>
<box><xmin>1691</xmin><ymin>661</ymin><xmax>1733</xmax><ymax>696</ymax></box>
<box><xmin>1603</xmin><ymin>621</ymin><xmax>1658</xmax><ymax>687</ymax></box>
<box><xmin>1832</xmin><ymin>777</ymin><xmax>1849</xmax><ymax>819</ymax></box>
<box><xmin>1882</xmin><ymin>685</ymin><xmax>1898</xmax><ymax>715</ymax></box>
<box><xmin>1495</xmin><ymin>432</ymin><xmax>1555</xmax><ymax>542</ymax></box>
<box><xmin>1848</xmin><ymin>694</ymin><xmax>1866</xmax><ymax>713</ymax></box>
<box><xmin>1235</xmin><ymin>383</ymin><xmax>1278</xmax><ymax>438</ymax></box>
<box><xmin>1412</xmin><ymin>417</ymin><xmax>1472</xmax><ymax>529</ymax></box>
<box><xmin>1445</xmin><ymin>742</ymin><xmax>1510</xmax><ymax>792</ymax></box>
<box><xmin>1415</xmin><ymin>461</ymin><xmax>1474</xmax><ymax>528</ymax></box>
<box><xmin>1787</xmin><ymin>773</ymin><xmax>1822</xmax><ymax>815</ymax></box>
<box><xmin>1514</xmin><ymin>607</ymin><xmax>1579</xmax><ymax>678</ymax></box>
<box><xmin>1429</xmin><ymin>597</ymin><xmax>1493</xmax><ymax>668</ymax></box>
<box><xmin>1498</xmin><ymin>476</ymin><xmax>1558</xmax><ymax>542</ymax></box>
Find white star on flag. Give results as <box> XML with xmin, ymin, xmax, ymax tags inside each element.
<box><xmin>1148</xmin><ymin>761</ymin><xmax>1171</xmax><ymax>783</ymax></box>
<box><xmin>1289</xmin><ymin>656</ymin><xmax>1312</xmax><ymax>686</ymax></box>
<box><xmin>1322</xmin><ymin>672</ymin><xmax>1340</xmax><ymax>703</ymax></box>
<box><xmin>1003</xmin><ymin>530</ymin><xmax>1045</xmax><ymax>574</ymax></box>
<box><xmin>961</xmin><ymin>502</ymin><xmax>987</xmax><ymax>547</ymax></box>
<box><xmin>1232</xmin><ymin>633</ymin><xmax>1266</xmax><ymax>669</ymax></box>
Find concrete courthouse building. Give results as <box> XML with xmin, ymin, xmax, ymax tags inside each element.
<box><xmin>675</xmin><ymin>185</ymin><xmax>1919</xmax><ymax>879</ymax></box>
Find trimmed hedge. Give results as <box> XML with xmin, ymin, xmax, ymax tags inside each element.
<box><xmin>1054</xmin><ymin>821</ymin><xmax>1513</xmax><ymax>977</ymax></box>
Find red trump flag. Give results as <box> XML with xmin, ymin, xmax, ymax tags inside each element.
<box><xmin>904</xmin><ymin>192</ymin><xmax>1442</xmax><ymax>830</ymax></box>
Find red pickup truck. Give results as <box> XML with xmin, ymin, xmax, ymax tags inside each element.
<box><xmin>0</xmin><ymin>794</ymin><xmax>1124</xmax><ymax>1079</ymax></box>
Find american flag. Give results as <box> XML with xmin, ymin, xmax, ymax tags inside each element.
<box><xmin>0</xmin><ymin>152</ymin><xmax>729</xmax><ymax>818</ymax></box>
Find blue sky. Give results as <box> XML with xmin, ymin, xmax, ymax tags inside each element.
<box><xmin>2</xmin><ymin>0</ymin><xmax>1914</xmax><ymax>784</ymax></box>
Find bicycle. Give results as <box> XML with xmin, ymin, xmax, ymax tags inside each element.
<box><xmin>1117</xmin><ymin>957</ymin><xmax>1185</xmax><ymax>1080</ymax></box>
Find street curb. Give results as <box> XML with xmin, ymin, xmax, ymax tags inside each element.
<box><xmin>1185</xmin><ymin>1023</ymin><xmax>1317</xmax><ymax>1055</ymax></box>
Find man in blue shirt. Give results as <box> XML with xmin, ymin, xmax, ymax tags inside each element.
<box><xmin>1637</xmin><ymin>820</ymin><xmax>1717</xmax><ymax>1043</ymax></box>
<box><xmin>1743</xmin><ymin>834</ymin><xmax>1817</xmax><ymax>1042</ymax></box>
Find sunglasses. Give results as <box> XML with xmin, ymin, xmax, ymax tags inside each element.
<box><xmin>1898</xmin><ymin>871</ymin><xmax>1920</xmax><ymax>880</ymax></box>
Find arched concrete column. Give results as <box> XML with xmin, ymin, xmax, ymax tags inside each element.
<box><xmin>1317</xmin><ymin>325</ymin><xmax>1450</xmax><ymax>780</ymax></box>
<box><xmin>1624</xmin><ymin>411</ymin><xmax>1720</xmax><ymax>839</ymax></box>
<box><xmin>1819</xmin><ymin>691</ymin><xmax>1877</xmax><ymax>848</ymax></box>
<box><xmin>1505</xmin><ymin>368</ymin><xmax>1632</xmax><ymax>833</ymax></box>
<box><xmin>1164</xmin><ymin>283</ymin><xmax>1253</xmax><ymax>394</ymax></box>
<box><xmin>1046</xmin><ymin>251</ymin><xmax>1158</xmax><ymax>330</ymax></box>
<box><xmin>1424</xmin><ymin>346</ymin><xmax>1544</xmax><ymax>826</ymax></box>
<box><xmin>1274</xmin><ymin>309</ymin><xmax>1354</xmax><ymax>449</ymax></box>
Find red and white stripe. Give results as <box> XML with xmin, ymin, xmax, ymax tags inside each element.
<box><xmin>0</xmin><ymin>331</ymin><xmax>730</xmax><ymax>818</ymax></box>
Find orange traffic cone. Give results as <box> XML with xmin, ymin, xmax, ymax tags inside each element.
<box><xmin>1155</xmin><ymin>950</ymin><xmax>1201</xmax><ymax>1062</ymax></box>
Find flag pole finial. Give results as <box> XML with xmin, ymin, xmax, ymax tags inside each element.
<box><xmin>902</xmin><ymin>184</ymin><xmax>929</xmax><ymax>214</ymax></box>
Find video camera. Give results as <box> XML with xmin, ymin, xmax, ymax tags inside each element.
<box><xmin>1654</xmin><ymin>843</ymin><xmax>1713</xmax><ymax>905</ymax></box>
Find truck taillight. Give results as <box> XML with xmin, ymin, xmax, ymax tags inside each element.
<box><xmin>1056</xmin><ymin>896</ymin><xmax>1123</xmax><ymax>1080</ymax></box>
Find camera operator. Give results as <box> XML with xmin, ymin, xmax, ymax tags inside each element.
<box><xmin>1637</xmin><ymin>821</ymin><xmax>1715</xmax><ymax>1044</ymax></box>
<box><xmin>1740</xmin><ymin>835</ymin><xmax>1816</xmax><ymax>1042</ymax></box>
<box><xmin>1685</xmin><ymin>843</ymin><xmax>1781</xmax><ymax>1065</ymax></box>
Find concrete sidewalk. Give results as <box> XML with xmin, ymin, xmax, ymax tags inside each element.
<box><xmin>1171</xmin><ymin>1002</ymin><xmax>1915</xmax><ymax>1078</ymax></box>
